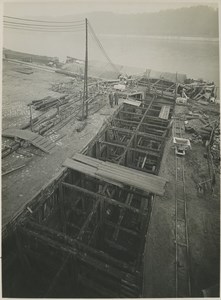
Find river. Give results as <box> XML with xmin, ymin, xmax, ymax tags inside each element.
<box><xmin>3</xmin><ymin>29</ymin><xmax>219</xmax><ymax>84</ymax></box>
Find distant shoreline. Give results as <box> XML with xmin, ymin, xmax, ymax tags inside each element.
<box><xmin>98</xmin><ymin>33</ymin><xmax>219</xmax><ymax>42</ymax></box>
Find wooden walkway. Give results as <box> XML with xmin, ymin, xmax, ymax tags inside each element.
<box><xmin>2</xmin><ymin>128</ymin><xmax>56</xmax><ymax>154</ymax></box>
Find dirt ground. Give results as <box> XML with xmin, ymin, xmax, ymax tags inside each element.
<box><xmin>143</xmin><ymin>104</ymin><xmax>220</xmax><ymax>297</ymax></box>
<box><xmin>2</xmin><ymin>60</ymin><xmax>123</xmax><ymax>227</ymax></box>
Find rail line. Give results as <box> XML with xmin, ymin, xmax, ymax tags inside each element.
<box><xmin>173</xmin><ymin>117</ymin><xmax>191</xmax><ymax>297</ymax></box>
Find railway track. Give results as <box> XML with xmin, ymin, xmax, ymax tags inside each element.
<box><xmin>173</xmin><ymin>117</ymin><xmax>191</xmax><ymax>297</ymax></box>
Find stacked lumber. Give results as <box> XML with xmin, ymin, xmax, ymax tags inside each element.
<box><xmin>15</xmin><ymin>67</ymin><xmax>33</xmax><ymax>75</ymax></box>
<box><xmin>31</xmin><ymin>95</ymin><xmax>68</xmax><ymax>111</ymax></box>
<box><xmin>63</xmin><ymin>153</ymin><xmax>168</xmax><ymax>196</ymax></box>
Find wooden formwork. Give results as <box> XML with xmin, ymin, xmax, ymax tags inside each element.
<box><xmin>2</xmin><ymin>94</ymin><xmax>175</xmax><ymax>298</ymax></box>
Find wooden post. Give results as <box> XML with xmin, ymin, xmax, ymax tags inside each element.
<box><xmin>147</xmin><ymin>69</ymin><xmax>151</xmax><ymax>94</ymax></box>
<box><xmin>175</xmin><ymin>72</ymin><xmax>178</xmax><ymax>100</ymax></box>
<box><xmin>83</xmin><ymin>18</ymin><xmax>88</xmax><ymax>119</ymax></box>
<box><xmin>29</xmin><ymin>104</ymin><xmax>33</xmax><ymax>132</ymax></box>
<box><xmin>59</xmin><ymin>184</ymin><xmax>66</xmax><ymax>233</ymax></box>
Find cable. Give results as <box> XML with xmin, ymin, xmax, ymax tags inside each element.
<box><xmin>88</xmin><ymin>21</ymin><xmax>119</xmax><ymax>74</ymax></box>
<box><xmin>4</xmin><ymin>20</ymin><xmax>85</xmax><ymax>28</ymax></box>
<box><xmin>4</xmin><ymin>26</ymin><xmax>84</xmax><ymax>33</ymax></box>
<box><xmin>4</xmin><ymin>15</ymin><xmax>84</xmax><ymax>24</ymax></box>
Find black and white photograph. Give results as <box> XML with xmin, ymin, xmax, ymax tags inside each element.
<box><xmin>2</xmin><ymin>0</ymin><xmax>220</xmax><ymax>298</ymax></box>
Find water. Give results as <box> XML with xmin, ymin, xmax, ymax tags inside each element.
<box><xmin>3</xmin><ymin>29</ymin><xmax>219</xmax><ymax>84</ymax></box>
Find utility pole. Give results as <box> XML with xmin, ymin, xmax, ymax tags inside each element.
<box><xmin>82</xmin><ymin>18</ymin><xmax>88</xmax><ymax>119</ymax></box>
<box><xmin>175</xmin><ymin>72</ymin><xmax>178</xmax><ymax>100</ymax></box>
<box><xmin>29</xmin><ymin>104</ymin><xmax>33</xmax><ymax>132</ymax></box>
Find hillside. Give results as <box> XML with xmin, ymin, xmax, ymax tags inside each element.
<box><xmin>81</xmin><ymin>5</ymin><xmax>218</xmax><ymax>38</ymax></box>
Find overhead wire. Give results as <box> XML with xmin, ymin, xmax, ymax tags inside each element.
<box><xmin>4</xmin><ymin>26</ymin><xmax>84</xmax><ymax>33</ymax></box>
<box><xmin>3</xmin><ymin>17</ymin><xmax>85</xmax><ymax>33</ymax></box>
<box><xmin>4</xmin><ymin>15</ymin><xmax>84</xmax><ymax>24</ymax></box>
<box><xmin>88</xmin><ymin>21</ymin><xmax>119</xmax><ymax>74</ymax></box>
<box><xmin>4</xmin><ymin>15</ymin><xmax>119</xmax><ymax>76</ymax></box>
<box><xmin>4</xmin><ymin>20</ymin><xmax>85</xmax><ymax>28</ymax></box>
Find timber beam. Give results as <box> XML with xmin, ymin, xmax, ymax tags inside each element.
<box><xmin>22</xmin><ymin>221</ymin><xmax>136</xmax><ymax>273</ymax></box>
<box><xmin>62</xmin><ymin>182</ymin><xmax>144</xmax><ymax>214</ymax></box>
<box><xmin>97</xmin><ymin>141</ymin><xmax>161</xmax><ymax>157</ymax></box>
<box><xmin>77</xmin><ymin>199</ymin><xmax>100</xmax><ymax>240</ymax></box>
<box><xmin>110</xmin><ymin>126</ymin><xmax>165</xmax><ymax>141</ymax></box>
<box><xmin>105</xmin><ymin>220</ymin><xmax>139</xmax><ymax>237</ymax></box>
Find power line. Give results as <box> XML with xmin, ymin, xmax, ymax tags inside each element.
<box><xmin>4</xmin><ymin>15</ymin><xmax>84</xmax><ymax>24</ymax></box>
<box><xmin>4</xmin><ymin>26</ymin><xmax>84</xmax><ymax>33</ymax></box>
<box><xmin>4</xmin><ymin>20</ymin><xmax>85</xmax><ymax>28</ymax></box>
<box><xmin>88</xmin><ymin>21</ymin><xmax>119</xmax><ymax>74</ymax></box>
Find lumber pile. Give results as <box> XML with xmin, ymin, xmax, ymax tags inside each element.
<box><xmin>63</xmin><ymin>153</ymin><xmax>168</xmax><ymax>196</ymax></box>
<box><xmin>30</xmin><ymin>95</ymin><xmax>69</xmax><ymax>111</ymax></box>
<box><xmin>15</xmin><ymin>67</ymin><xmax>33</xmax><ymax>75</ymax></box>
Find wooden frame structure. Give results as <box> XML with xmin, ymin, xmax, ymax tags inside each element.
<box><xmin>2</xmin><ymin>94</ymin><xmax>174</xmax><ymax>298</ymax></box>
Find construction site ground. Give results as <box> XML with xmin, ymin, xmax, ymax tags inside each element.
<box><xmin>143</xmin><ymin>104</ymin><xmax>220</xmax><ymax>297</ymax></box>
<box><xmin>2</xmin><ymin>60</ymin><xmax>123</xmax><ymax>227</ymax></box>
<box><xmin>2</xmin><ymin>60</ymin><xmax>220</xmax><ymax>297</ymax></box>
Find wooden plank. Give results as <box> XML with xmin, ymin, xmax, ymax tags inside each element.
<box><xmin>101</xmin><ymin>160</ymin><xmax>167</xmax><ymax>183</ymax></box>
<box><xmin>96</xmin><ymin>170</ymin><xmax>165</xmax><ymax>196</ymax></box>
<box><xmin>123</xmin><ymin>99</ymin><xmax>142</xmax><ymax>107</ymax></box>
<box><xmin>63</xmin><ymin>159</ymin><xmax>123</xmax><ymax>188</ymax></box>
<box><xmin>2</xmin><ymin>128</ymin><xmax>39</xmax><ymax>141</ymax></box>
<box><xmin>159</xmin><ymin>105</ymin><xmax>170</xmax><ymax>120</ymax></box>
<box><xmin>2</xmin><ymin>164</ymin><xmax>26</xmax><ymax>176</ymax></box>
<box><xmin>2</xmin><ymin>128</ymin><xmax>55</xmax><ymax>153</ymax></box>
<box><xmin>99</xmin><ymin>165</ymin><xmax>166</xmax><ymax>188</ymax></box>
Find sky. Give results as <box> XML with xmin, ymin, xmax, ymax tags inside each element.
<box><xmin>3</xmin><ymin>0</ymin><xmax>219</xmax><ymax>17</ymax></box>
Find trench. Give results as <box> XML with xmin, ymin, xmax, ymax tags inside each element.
<box><xmin>2</xmin><ymin>93</ymin><xmax>175</xmax><ymax>297</ymax></box>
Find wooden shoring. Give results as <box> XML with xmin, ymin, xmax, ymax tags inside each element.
<box><xmin>98</xmin><ymin>140</ymin><xmax>161</xmax><ymax>157</ymax></box>
<box><xmin>109</xmin><ymin>127</ymin><xmax>165</xmax><ymax>143</ymax></box>
<box><xmin>113</xmin><ymin>118</ymin><xmax>139</xmax><ymax>125</ymax></box>
<box><xmin>126</xmin><ymin>163</ymin><xmax>157</xmax><ymax>175</ymax></box>
<box><xmin>19</xmin><ymin>224</ymin><xmax>138</xmax><ymax>278</ymax></box>
<box><xmin>62</xmin><ymin>182</ymin><xmax>143</xmax><ymax>214</ymax></box>
<box><xmin>82</xmin><ymin>176</ymin><xmax>150</xmax><ymax>199</ymax></box>
<box><xmin>105</xmin><ymin>220</ymin><xmax>139</xmax><ymax>237</ymax></box>
<box><xmin>78</xmin><ymin>273</ymin><xmax>120</xmax><ymax>298</ymax></box>
<box><xmin>44</xmin><ymin>254</ymin><xmax>70</xmax><ymax>297</ymax></box>
<box><xmin>15</xmin><ymin>228</ymin><xmax>32</xmax><ymax>273</ymax></box>
<box><xmin>105</xmin><ymin>238</ymin><xmax>133</xmax><ymax>254</ymax></box>
<box><xmin>143</xmin><ymin>115</ymin><xmax>169</xmax><ymax>124</ymax></box>
<box><xmin>88</xmin><ymin>222</ymin><xmax>100</xmax><ymax>246</ymax></box>
<box><xmin>112</xmin><ymin>118</ymin><xmax>168</xmax><ymax>133</ymax></box>
<box><xmin>119</xmin><ymin>111</ymin><xmax>143</xmax><ymax>117</ymax></box>
<box><xmin>23</xmin><ymin>220</ymin><xmax>137</xmax><ymax>272</ymax></box>
<box><xmin>59</xmin><ymin>184</ymin><xmax>66</xmax><ymax>233</ymax></box>
<box><xmin>164</xmin><ymin>82</ymin><xmax>176</xmax><ymax>92</ymax></box>
<box><xmin>66</xmin><ymin>222</ymin><xmax>81</xmax><ymax>231</ymax></box>
<box><xmin>77</xmin><ymin>199</ymin><xmax>100</xmax><ymax>241</ymax></box>
<box><xmin>118</xmin><ymin>96</ymin><xmax>158</xmax><ymax>164</ymax></box>
<box><xmin>113</xmin><ymin>191</ymin><xmax>134</xmax><ymax>241</ymax></box>
<box><xmin>141</xmin><ymin>122</ymin><xmax>168</xmax><ymax>130</ymax></box>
